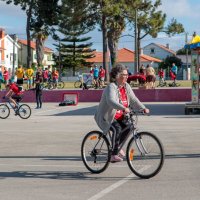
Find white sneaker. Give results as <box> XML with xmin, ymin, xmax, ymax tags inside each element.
<box><xmin>110</xmin><ymin>155</ymin><xmax>123</xmax><ymax>162</ymax></box>
<box><xmin>118</xmin><ymin>149</ymin><xmax>125</xmax><ymax>158</ymax></box>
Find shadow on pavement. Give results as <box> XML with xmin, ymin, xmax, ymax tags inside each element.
<box><xmin>52</xmin><ymin>105</ymin><xmax>97</xmax><ymax>116</ymax></box>
<box><xmin>0</xmin><ymin>153</ymin><xmax>199</xmax><ymax>180</ymax></box>
<box><xmin>50</xmin><ymin>104</ymin><xmax>190</xmax><ymax>116</ymax></box>
<box><xmin>0</xmin><ymin>170</ymin><xmax>139</xmax><ymax>181</ymax></box>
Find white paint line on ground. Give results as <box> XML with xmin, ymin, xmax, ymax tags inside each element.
<box><xmin>87</xmin><ymin>165</ymin><xmax>150</xmax><ymax>200</ymax></box>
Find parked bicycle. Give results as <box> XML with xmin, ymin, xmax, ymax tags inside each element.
<box><xmin>168</xmin><ymin>80</ymin><xmax>181</xmax><ymax>87</ymax></box>
<box><xmin>157</xmin><ymin>79</ymin><xmax>167</xmax><ymax>87</ymax></box>
<box><xmin>42</xmin><ymin>79</ymin><xmax>65</xmax><ymax>90</ymax></box>
<box><xmin>74</xmin><ymin>75</ymin><xmax>96</xmax><ymax>89</ymax></box>
<box><xmin>0</xmin><ymin>96</ymin><xmax>31</xmax><ymax>119</ymax></box>
<box><xmin>81</xmin><ymin>110</ymin><xmax>165</xmax><ymax>179</ymax></box>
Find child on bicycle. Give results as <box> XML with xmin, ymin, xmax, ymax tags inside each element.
<box><xmin>3</xmin><ymin>79</ymin><xmax>24</xmax><ymax>110</ymax></box>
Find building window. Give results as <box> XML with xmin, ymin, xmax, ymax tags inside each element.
<box><xmin>34</xmin><ymin>54</ymin><xmax>37</xmax><ymax>59</ymax></box>
<box><xmin>150</xmin><ymin>48</ymin><xmax>155</xmax><ymax>54</ymax></box>
<box><xmin>47</xmin><ymin>55</ymin><xmax>51</xmax><ymax>61</ymax></box>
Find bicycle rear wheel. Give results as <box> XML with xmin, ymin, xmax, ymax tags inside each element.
<box><xmin>57</xmin><ymin>81</ymin><xmax>65</xmax><ymax>89</ymax></box>
<box><xmin>126</xmin><ymin>132</ymin><xmax>164</xmax><ymax>179</ymax></box>
<box><xmin>81</xmin><ymin>131</ymin><xmax>111</xmax><ymax>174</ymax></box>
<box><xmin>18</xmin><ymin>104</ymin><xmax>31</xmax><ymax>119</ymax></box>
<box><xmin>74</xmin><ymin>81</ymin><xmax>82</xmax><ymax>88</ymax></box>
<box><xmin>0</xmin><ymin>104</ymin><xmax>10</xmax><ymax>119</ymax></box>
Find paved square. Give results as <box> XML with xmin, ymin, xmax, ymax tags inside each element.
<box><xmin>0</xmin><ymin>102</ymin><xmax>199</xmax><ymax>200</ymax></box>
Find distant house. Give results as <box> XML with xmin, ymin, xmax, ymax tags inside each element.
<box><xmin>18</xmin><ymin>40</ymin><xmax>54</xmax><ymax>68</ymax></box>
<box><xmin>87</xmin><ymin>48</ymin><xmax>161</xmax><ymax>74</ymax></box>
<box><xmin>0</xmin><ymin>28</ymin><xmax>20</xmax><ymax>74</ymax></box>
<box><xmin>143</xmin><ymin>43</ymin><xmax>176</xmax><ymax>60</ymax></box>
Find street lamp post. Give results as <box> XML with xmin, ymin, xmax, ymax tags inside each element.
<box><xmin>185</xmin><ymin>32</ymin><xmax>189</xmax><ymax>80</ymax></box>
<box><xmin>134</xmin><ymin>8</ymin><xmax>138</xmax><ymax>73</ymax></box>
<box><xmin>12</xmin><ymin>34</ymin><xmax>17</xmax><ymax>78</ymax></box>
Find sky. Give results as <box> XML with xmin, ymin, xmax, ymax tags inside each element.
<box><xmin>0</xmin><ymin>0</ymin><xmax>200</xmax><ymax>52</ymax></box>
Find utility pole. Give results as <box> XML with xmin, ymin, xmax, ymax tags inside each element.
<box><xmin>185</xmin><ymin>32</ymin><xmax>189</xmax><ymax>80</ymax></box>
<box><xmin>58</xmin><ymin>39</ymin><xmax>62</xmax><ymax>80</ymax></box>
<box><xmin>12</xmin><ymin>34</ymin><xmax>17</xmax><ymax>78</ymax></box>
<box><xmin>134</xmin><ymin>8</ymin><xmax>138</xmax><ymax>73</ymax></box>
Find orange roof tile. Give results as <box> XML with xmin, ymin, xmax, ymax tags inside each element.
<box><xmin>87</xmin><ymin>48</ymin><xmax>161</xmax><ymax>63</ymax></box>
<box><xmin>18</xmin><ymin>39</ymin><xmax>53</xmax><ymax>53</ymax></box>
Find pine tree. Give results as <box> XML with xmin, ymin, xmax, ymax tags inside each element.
<box><xmin>55</xmin><ymin>0</ymin><xmax>96</xmax><ymax>76</ymax></box>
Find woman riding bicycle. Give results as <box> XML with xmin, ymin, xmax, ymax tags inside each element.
<box><xmin>94</xmin><ymin>63</ymin><xmax>149</xmax><ymax>162</ymax></box>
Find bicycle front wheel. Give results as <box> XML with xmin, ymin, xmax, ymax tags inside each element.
<box><xmin>18</xmin><ymin>104</ymin><xmax>31</xmax><ymax>119</ymax></box>
<box><xmin>81</xmin><ymin>131</ymin><xmax>111</xmax><ymax>174</ymax></box>
<box><xmin>57</xmin><ymin>81</ymin><xmax>65</xmax><ymax>89</ymax></box>
<box><xmin>126</xmin><ymin>132</ymin><xmax>164</xmax><ymax>179</ymax></box>
<box><xmin>0</xmin><ymin>104</ymin><xmax>10</xmax><ymax>119</ymax></box>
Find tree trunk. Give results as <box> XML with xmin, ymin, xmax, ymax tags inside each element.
<box><xmin>73</xmin><ymin>40</ymin><xmax>76</xmax><ymax>76</ymax></box>
<box><xmin>107</xmin><ymin>34</ymin><xmax>118</xmax><ymax>67</ymax></box>
<box><xmin>26</xmin><ymin>0</ymin><xmax>34</xmax><ymax>68</ymax></box>
<box><xmin>102</xmin><ymin>14</ymin><xmax>109</xmax><ymax>81</ymax></box>
<box><xmin>36</xmin><ymin>33</ymin><xmax>45</xmax><ymax>67</ymax></box>
<box><xmin>137</xmin><ymin>29</ymin><xmax>141</xmax><ymax>69</ymax></box>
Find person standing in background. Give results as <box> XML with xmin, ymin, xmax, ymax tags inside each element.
<box><xmin>26</xmin><ymin>66</ymin><xmax>34</xmax><ymax>89</ymax></box>
<box><xmin>93</xmin><ymin>65</ymin><xmax>99</xmax><ymax>88</ymax></box>
<box><xmin>171</xmin><ymin>63</ymin><xmax>178</xmax><ymax>77</ymax></box>
<box><xmin>3</xmin><ymin>67</ymin><xmax>9</xmax><ymax>86</ymax></box>
<box><xmin>15</xmin><ymin>65</ymin><xmax>24</xmax><ymax>87</ymax></box>
<box><xmin>43</xmin><ymin>68</ymin><xmax>49</xmax><ymax>83</ymax></box>
<box><xmin>146</xmin><ymin>64</ymin><xmax>156</xmax><ymax>89</ymax></box>
<box><xmin>99</xmin><ymin>66</ymin><xmax>105</xmax><ymax>88</ymax></box>
<box><xmin>0</xmin><ymin>68</ymin><xmax>4</xmax><ymax>90</ymax></box>
<box><xmin>31</xmin><ymin>67</ymin><xmax>43</xmax><ymax>109</ymax></box>
<box><xmin>52</xmin><ymin>67</ymin><xmax>59</xmax><ymax>89</ymax></box>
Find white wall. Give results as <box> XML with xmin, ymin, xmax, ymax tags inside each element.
<box><xmin>143</xmin><ymin>44</ymin><xmax>174</xmax><ymax>60</ymax></box>
<box><xmin>4</xmin><ymin>36</ymin><xmax>18</xmax><ymax>72</ymax></box>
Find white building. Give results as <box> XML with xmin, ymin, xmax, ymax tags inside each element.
<box><xmin>0</xmin><ymin>28</ymin><xmax>20</xmax><ymax>73</ymax></box>
<box><xmin>143</xmin><ymin>43</ymin><xmax>176</xmax><ymax>60</ymax></box>
<box><xmin>18</xmin><ymin>39</ymin><xmax>54</xmax><ymax>68</ymax></box>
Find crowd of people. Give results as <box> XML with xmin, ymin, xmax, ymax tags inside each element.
<box><xmin>0</xmin><ymin>65</ymin><xmax>60</xmax><ymax>90</ymax></box>
<box><xmin>129</xmin><ymin>63</ymin><xmax>178</xmax><ymax>89</ymax></box>
<box><xmin>89</xmin><ymin>65</ymin><xmax>106</xmax><ymax>88</ymax></box>
<box><xmin>0</xmin><ymin>65</ymin><xmax>59</xmax><ymax>109</ymax></box>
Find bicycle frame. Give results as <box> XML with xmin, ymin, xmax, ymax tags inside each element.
<box><xmin>104</xmin><ymin>111</ymin><xmax>149</xmax><ymax>156</ymax></box>
<box><xmin>4</xmin><ymin>97</ymin><xmax>20</xmax><ymax>112</ymax></box>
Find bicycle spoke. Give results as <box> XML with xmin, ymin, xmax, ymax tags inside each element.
<box><xmin>81</xmin><ymin>131</ymin><xmax>110</xmax><ymax>173</ymax></box>
<box><xmin>127</xmin><ymin>132</ymin><xmax>164</xmax><ymax>179</ymax></box>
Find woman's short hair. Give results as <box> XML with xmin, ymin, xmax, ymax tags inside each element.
<box><xmin>110</xmin><ymin>63</ymin><xmax>127</xmax><ymax>82</ymax></box>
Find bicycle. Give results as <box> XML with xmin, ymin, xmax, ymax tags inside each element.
<box><xmin>0</xmin><ymin>96</ymin><xmax>31</xmax><ymax>119</ymax></box>
<box><xmin>157</xmin><ymin>78</ymin><xmax>167</xmax><ymax>87</ymax></box>
<box><xmin>81</xmin><ymin>110</ymin><xmax>165</xmax><ymax>179</ymax></box>
<box><xmin>42</xmin><ymin>79</ymin><xmax>65</xmax><ymax>90</ymax></box>
<box><xmin>74</xmin><ymin>75</ymin><xmax>95</xmax><ymax>89</ymax></box>
<box><xmin>168</xmin><ymin>80</ymin><xmax>180</xmax><ymax>87</ymax></box>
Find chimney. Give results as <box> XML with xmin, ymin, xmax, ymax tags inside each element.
<box><xmin>0</xmin><ymin>28</ymin><xmax>5</xmax><ymax>63</ymax></box>
<box><xmin>140</xmin><ymin>48</ymin><xmax>143</xmax><ymax>55</ymax></box>
<box><xmin>166</xmin><ymin>43</ymin><xmax>170</xmax><ymax>49</ymax></box>
<box><xmin>0</xmin><ymin>28</ymin><xmax>5</xmax><ymax>39</ymax></box>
